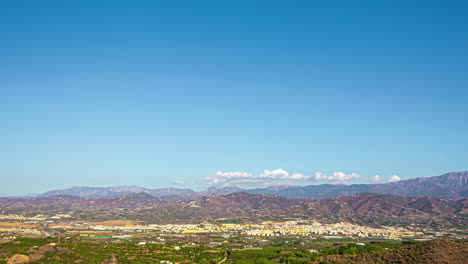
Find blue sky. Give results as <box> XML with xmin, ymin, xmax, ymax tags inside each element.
<box><xmin>1</xmin><ymin>0</ymin><xmax>467</xmax><ymax>196</ymax></box>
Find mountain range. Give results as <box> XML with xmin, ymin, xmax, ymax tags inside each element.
<box><xmin>36</xmin><ymin>171</ymin><xmax>468</xmax><ymax>200</ymax></box>
<box><xmin>248</xmin><ymin>171</ymin><xmax>468</xmax><ymax>200</ymax></box>
<box><xmin>37</xmin><ymin>186</ymin><xmax>196</xmax><ymax>198</ymax></box>
<box><xmin>1</xmin><ymin>192</ymin><xmax>466</xmax><ymax>229</ymax></box>
<box><xmin>145</xmin><ymin>192</ymin><xmax>467</xmax><ymax>228</ymax></box>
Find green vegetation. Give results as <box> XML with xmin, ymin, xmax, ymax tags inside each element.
<box><xmin>2</xmin><ymin>236</ymin><xmax>464</xmax><ymax>264</ymax></box>
<box><xmin>23</xmin><ymin>241</ymin><xmax>223</xmax><ymax>264</ymax></box>
<box><xmin>226</xmin><ymin>243</ymin><xmax>385</xmax><ymax>263</ymax></box>
<box><xmin>0</xmin><ymin>237</ymin><xmax>50</xmax><ymax>258</ymax></box>
<box><xmin>314</xmin><ymin>238</ymin><xmax>468</xmax><ymax>264</ymax></box>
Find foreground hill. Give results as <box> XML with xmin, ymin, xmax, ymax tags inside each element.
<box><xmin>314</xmin><ymin>238</ymin><xmax>468</xmax><ymax>264</ymax></box>
<box><xmin>248</xmin><ymin>171</ymin><xmax>468</xmax><ymax>200</ymax></box>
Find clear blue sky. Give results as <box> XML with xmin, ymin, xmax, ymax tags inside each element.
<box><xmin>1</xmin><ymin>0</ymin><xmax>467</xmax><ymax>196</ymax></box>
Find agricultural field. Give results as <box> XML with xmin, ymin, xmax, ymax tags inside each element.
<box><xmin>1</xmin><ymin>235</ymin><xmax>451</xmax><ymax>264</ymax></box>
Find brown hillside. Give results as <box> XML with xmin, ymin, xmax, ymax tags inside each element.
<box><xmin>315</xmin><ymin>239</ymin><xmax>468</xmax><ymax>264</ymax></box>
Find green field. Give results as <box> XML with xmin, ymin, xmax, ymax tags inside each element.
<box><xmin>0</xmin><ymin>236</ymin><xmax>421</xmax><ymax>264</ymax></box>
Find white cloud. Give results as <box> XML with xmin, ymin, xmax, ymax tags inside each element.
<box><xmin>313</xmin><ymin>172</ymin><xmax>360</xmax><ymax>183</ymax></box>
<box><xmin>328</xmin><ymin>172</ymin><xmax>360</xmax><ymax>182</ymax></box>
<box><xmin>314</xmin><ymin>172</ymin><xmax>328</xmax><ymax>181</ymax></box>
<box><xmin>369</xmin><ymin>175</ymin><xmax>383</xmax><ymax>182</ymax></box>
<box><xmin>204</xmin><ymin>171</ymin><xmax>252</xmax><ymax>185</ymax></box>
<box><xmin>259</xmin><ymin>169</ymin><xmax>309</xmax><ymax>180</ymax></box>
<box><xmin>387</xmin><ymin>175</ymin><xmax>401</xmax><ymax>183</ymax></box>
<box><xmin>205</xmin><ymin>169</ymin><xmax>361</xmax><ymax>187</ymax></box>
<box><xmin>204</xmin><ymin>169</ymin><xmax>310</xmax><ymax>187</ymax></box>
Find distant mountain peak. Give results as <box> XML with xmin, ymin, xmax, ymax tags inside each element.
<box><xmin>247</xmin><ymin>171</ymin><xmax>468</xmax><ymax>200</ymax></box>
<box><xmin>34</xmin><ymin>171</ymin><xmax>468</xmax><ymax>202</ymax></box>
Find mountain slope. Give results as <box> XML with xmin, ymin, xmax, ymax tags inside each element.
<box><xmin>314</xmin><ymin>238</ymin><xmax>468</xmax><ymax>264</ymax></box>
<box><xmin>134</xmin><ymin>192</ymin><xmax>467</xmax><ymax>228</ymax></box>
<box><xmin>248</xmin><ymin>171</ymin><xmax>468</xmax><ymax>200</ymax></box>
<box><xmin>36</xmin><ymin>171</ymin><xmax>468</xmax><ymax>200</ymax></box>
<box><xmin>38</xmin><ymin>186</ymin><xmax>195</xmax><ymax>198</ymax></box>
<box><xmin>37</xmin><ymin>185</ymin><xmax>244</xmax><ymax>199</ymax></box>
<box><xmin>1</xmin><ymin>192</ymin><xmax>466</xmax><ymax>228</ymax></box>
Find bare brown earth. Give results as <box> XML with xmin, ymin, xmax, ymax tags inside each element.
<box><xmin>7</xmin><ymin>254</ymin><xmax>29</xmax><ymax>264</ymax></box>
<box><xmin>24</xmin><ymin>245</ymin><xmax>56</xmax><ymax>263</ymax></box>
<box><xmin>0</xmin><ymin>223</ymin><xmax>38</xmax><ymax>229</ymax></box>
<box><xmin>6</xmin><ymin>245</ymin><xmax>57</xmax><ymax>264</ymax></box>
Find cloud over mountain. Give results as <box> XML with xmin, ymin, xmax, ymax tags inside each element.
<box><xmin>204</xmin><ymin>168</ymin><xmax>310</xmax><ymax>187</ymax></box>
<box><xmin>369</xmin><ymin>175</ymin><xmax>383</xmax><ymax>182</ymax></box>
<box><xmin>313</xmin><ymin>172</ymin><xmax>360</xmax><ymax>183</ymax></box>
<box><xmin>388</xmin><ymin>175</ymin><xmax>401</xmax><ymax>182</ymax></box>
<box><xmin>205</xmin><ymin>169</ymin><xmax>361</xmax><ymax>187</ymax></box>
<box><xmin>369</xmin><ymin>175</ymin><xmax>401</xmax><ymax>183</ymax></box>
